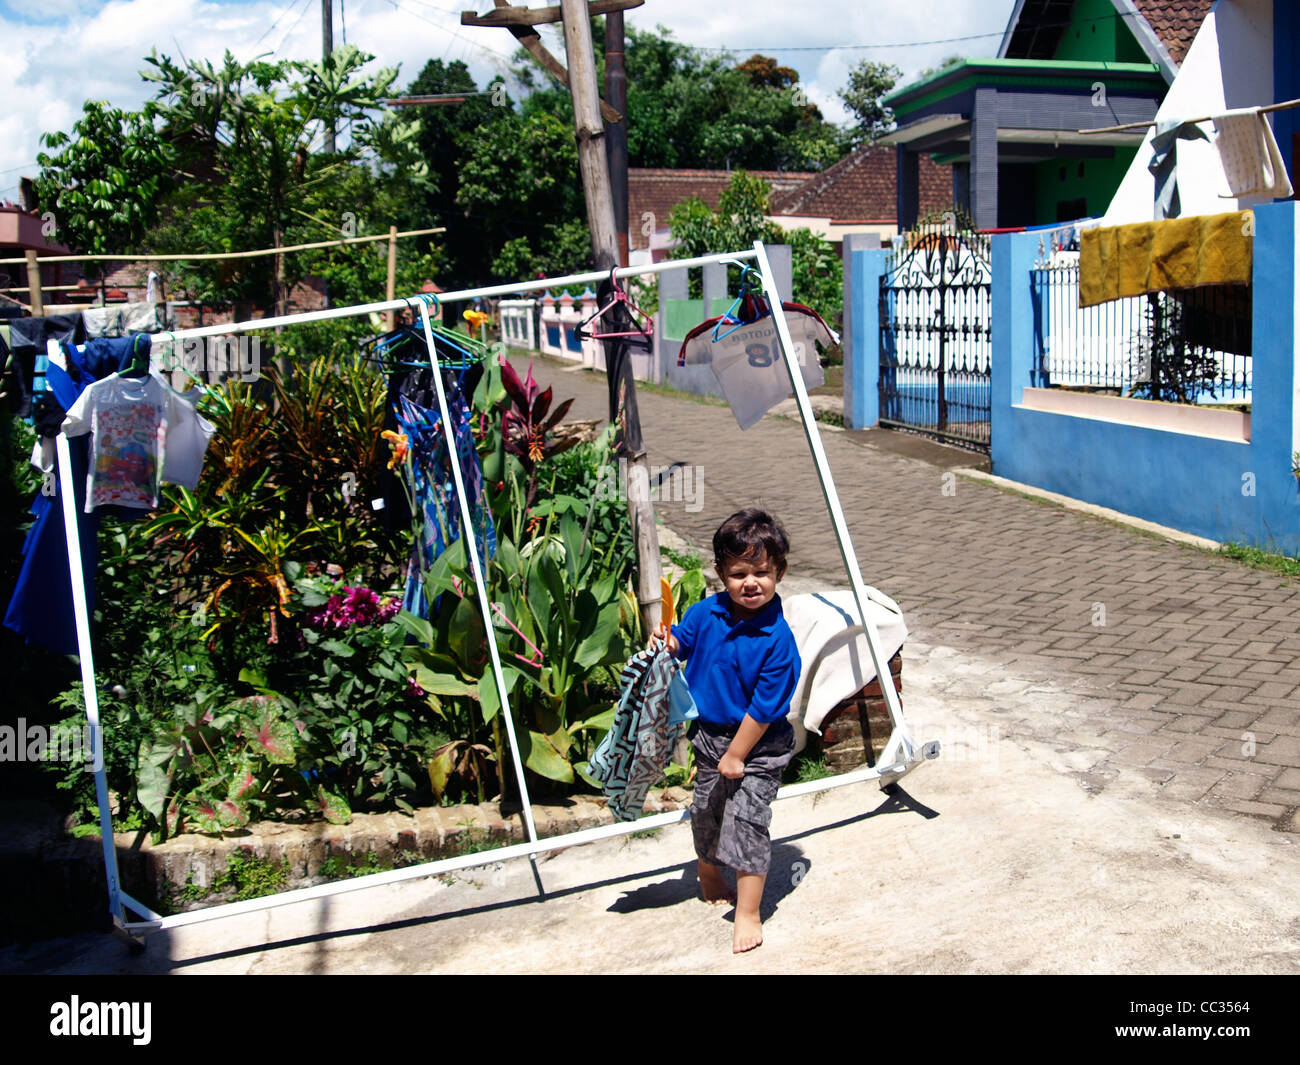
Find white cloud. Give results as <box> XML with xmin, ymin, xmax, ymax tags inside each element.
<box><xmin>1</xmin><ymin>0</ymin><xmax>1017</xmax><ymax>199</ymax></box>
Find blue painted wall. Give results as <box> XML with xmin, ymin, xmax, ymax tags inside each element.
<box><xmin>990</xmin><ymin>202</ymin><xmax>1300</xmax><ymax>553</ymax></box>
<box><xmin>846</xmin><ymin>248</ymin><xmax>886</xmax><ymax>428</ymax></box>
<box><xmin>844</xmin><ymin>202</ymin><xmax>1300</xmax><ymax>551</ymax></box>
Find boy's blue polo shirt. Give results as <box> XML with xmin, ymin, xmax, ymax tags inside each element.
<box><xmin>671</xmin><ymin>592</ymin><xmax>801</xmax><ymax>727</ymax></box>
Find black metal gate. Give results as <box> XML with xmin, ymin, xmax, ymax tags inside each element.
<box><xmin>879</xmin><ymin>215</ymin><xmax>992</xmax><ymax>452</ymax></box>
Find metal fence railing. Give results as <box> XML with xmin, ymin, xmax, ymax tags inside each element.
<box><xmin>1030</xmin><ymin>260</ymin><xmax>1252</xmax><ymax>404</ymax></box>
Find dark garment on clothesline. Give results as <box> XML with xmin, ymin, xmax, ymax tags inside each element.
<box><xmin>3</xmin><ymin>438</ymin><xmax>99</xmax><ymax>656</ymax></box>
<box><xmin>378</xmin><ymin>360</ymin><xmax>484</xmax><ymax>535</ymax></box>
<box><xmin>395</xmin><ymin>388</ymin><xmax>496</xmax><ymax>620</ymax></box>
<box><xmin>3</xmin><ymin>334</ymin><xmax>151</xmax><ymax>654</ymax></box>
<box><xmin>5</xmin><ymin>314</ymin><xmax>85</xmax><ymax>417</ymax></box>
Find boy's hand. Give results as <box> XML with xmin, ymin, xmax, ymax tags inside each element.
<box><xmin>650</xmin><ymin>622</ymin><xmax>679</xmax><ymax>655</ymax></box>
<box><xmin>718</xmin><ymin>752</ymin><xmax>746</xmax><ymax>779</ymax></box>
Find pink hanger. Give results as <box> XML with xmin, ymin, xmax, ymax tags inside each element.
<box><xmin>491</xmin><ymin>601</ymin><xmax>544</xmax><ymax>667</ymax></box>
<box><xmin>575</xmin><ymin>267</ymin><xmax>654</xmax><ymax>347</ymax></box>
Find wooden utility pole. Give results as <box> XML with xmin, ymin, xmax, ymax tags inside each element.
<box><xmin>322</xmin><ymin>0</ymin><xmax>336</xmax><ymax>153</ymax></box>
<box><xmin>466</xmin><ymin>0</ymin><xmax>663</xmax><ymax>636</ymax></box>
<box><xmin>559</xmin><ymin>2</ymin><xmax>618</xmax><ymax>256</ymax></box>
<box><xmin>462</xmin><ymin>1</ymin><xmax>641</xmax><ymax>124</ymax></box>
<box><xmin>605</xmin><ymin>11</ymin><xmax>629</xmax><ymax>266</ymax></box>
<box><xmin>560</xmin><ymin>0</ymin><xmax>662</xmax><ymax>637</ymax></box>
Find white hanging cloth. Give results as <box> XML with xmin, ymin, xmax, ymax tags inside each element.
<box><xmin>1212</xmin><ymin>107</ymin><xmax>1294</xmax><ymax>200</ymax></box>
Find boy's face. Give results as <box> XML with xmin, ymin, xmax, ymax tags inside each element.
<box><xmin>718</xmin><ymin>550</ymin><xmax>784</xmax><ymax>619</ymax></box>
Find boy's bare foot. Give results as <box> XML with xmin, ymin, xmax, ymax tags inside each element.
<box><xmin>733</xmin><ymin>912</ymin><xmax>763</xmax><ymax>953</ymax></box>
<box><xmin>733</xmin><ymin>871</ymin><xmax>765</xmax><ymax>952</ymax></box>
<box><xmin>698</xmin><ymin>860</ymin><xmax>737</xmax><ymax>905</ymax></box>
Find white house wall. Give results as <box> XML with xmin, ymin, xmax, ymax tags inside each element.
<box><xmin>1102</xmin><ymin>0</ymin><xmax>1275</xmax><ymax>226</ymax></box>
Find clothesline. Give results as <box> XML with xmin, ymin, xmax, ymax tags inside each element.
<box><xmin>1077</xmin><ymin>95</ymin><xmax>1300</xmax><ymax>135</ymax></box>
<box><xmin>0</xmin><ymin>226</ymin><xmax>447</xmax><ymax>266</ymax></box>
<box><xmin>151</xmin><ymin>249</ymin><xmax>763</xmax><ymax>343</ymax></box>
<box><xmin>48</xmin><ymin>243</ymin><xmax>931</xmax><ymax>945</ymax></box>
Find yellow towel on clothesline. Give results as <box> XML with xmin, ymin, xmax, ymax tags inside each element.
<box><xmin>1078</xmin><ymin>211</ymin><xmax>1253</xmax><ymax>307</ymax></box>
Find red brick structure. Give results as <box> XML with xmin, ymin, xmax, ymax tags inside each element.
<box><xmin>630</xmin><ymin>151</ymin><xmax>955</xmax><ymax>259</ymax></box>
<box><xmin>814</xmin><ymin>650</ymin><xmax>904</xmax><ymax>772</ymax></box>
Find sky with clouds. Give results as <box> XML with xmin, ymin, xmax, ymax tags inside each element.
<box><xmin>0</xmin><ymin>0</ymin><xmax>1018</xmax><ymax>201</ymax></box>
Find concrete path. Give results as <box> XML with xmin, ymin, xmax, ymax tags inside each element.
<box><xmin>6</xmin><ymin>632</ymin><xmax>1298</xmax><ymax>974</ymax></box>
<box><xmin>524</xmin><ymin>355</ymin><xmax>1300</xmax><ymax>831</ymax></box>
<box><xmin>5</xmin><ymin>354</ymin><xmax>1299</xmax><ymax>974</ymax></box>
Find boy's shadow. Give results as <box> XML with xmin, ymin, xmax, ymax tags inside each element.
<box><xmin>607</xmin><ymin>843</ymin><xmax>808</xmax><ymax>923</ymax></box>
<box><xmin>605</xmin><ymin>782</ymin><xmax>938</xmax><ymax>920</ymax></box>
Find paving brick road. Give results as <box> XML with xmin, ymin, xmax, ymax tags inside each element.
<box><xmin>517</xmin><ymin>354</ymin><xmax>1300</xmax><ymax>832</ymax></box>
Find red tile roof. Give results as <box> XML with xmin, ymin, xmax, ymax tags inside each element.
<box><xmin>768</xmin><ymin>146</ymin><xmax>952</xmax><ymax>223</ymax></box>
<box><xmin>629</xmin><ymin>152</ymin><xmax>953</xmax><ymax>247</ymax></box>
<box><xmin>1131</xmin><ymin>0</ymin><xmax>1214</xmax><ymax>66</ymax></box>
<box><xmin>628</xmin><ymin>168</ymin><xmax>815</xmax><ymax>250</ymax></box>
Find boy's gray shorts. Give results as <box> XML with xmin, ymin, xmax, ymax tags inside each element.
<box><xmin>689</xmin><ymin>719</ymin><xmax>795</xmax><ymax>876</ymax></box>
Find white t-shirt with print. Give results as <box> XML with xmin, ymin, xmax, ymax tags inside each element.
<box><xmin>62</xmin><ymin>372</ymin><xmax>215</xmax><ymax>512</ymax></box>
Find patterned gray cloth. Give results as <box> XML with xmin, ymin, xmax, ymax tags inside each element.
<box><xmin>689</xmin><ymin>719</ymin><xmax>795</xmax><ymax>875</ymax></box>
<box><xmin>589</xmin><ymin>647</ymin><xmax>693</xmax><ymax>821</ymax></box>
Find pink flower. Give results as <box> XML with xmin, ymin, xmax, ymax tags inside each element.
<box><xmin>304</xmin><ymin>585</ymin><xmax>399</xmax><ymax>630</ymax></box>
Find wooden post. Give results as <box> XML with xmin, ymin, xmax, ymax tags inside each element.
<box><xmin>24</xmin><ymin>250</ymin><xmax>43</xmax><ymax>316</ymax></box>
<box><xmin>385</xmin><ymin>224</ymin><xmax>398</xmax><ymax>331</ymax></box>
<box><xmin>605</xmin><ymin>11</ymin><xmax>629</xmax><ymax>267</ymax></box>
<box><xmin>322</xmin><ymin>0</ymin><xmax>336</xmax><ymax>154</ymax></box>
<box><xmin>559</xmin><ymin>0</ymin><xmax>663</xmax><ymax>637</ymax></box>
<box><xmin>560</xmin><ymin>2</ymin><xmax>619</xmax><ymax>260</ymax></box>
<box><xmin>274</xmin><ymin>224</ymin><xmax>289</xmax><ymax>380</ymax></box>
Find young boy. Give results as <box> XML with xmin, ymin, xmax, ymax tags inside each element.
<box><xmin>656</xmin><ymin>508</ymin><xmax>800</xmax><ymax>954</ymax></box>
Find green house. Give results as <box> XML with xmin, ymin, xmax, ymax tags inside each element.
<box><xmin>880</xmin><ymin>0</ymin><xmax>1213</xmax><ymax>228</ymax></box>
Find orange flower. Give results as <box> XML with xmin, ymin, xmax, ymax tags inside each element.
<box><xmin>463</xmin><ymin>309</ymin><xmax>490</xmax><ymax>331</ymax></box>
<box><xmin>382</xmin><ymin>430</ymin><xmax>409</xmax><ymax>470</ymax></box>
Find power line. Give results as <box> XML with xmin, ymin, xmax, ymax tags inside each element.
<box><xmin>675</xmin><ymin>10</ymin><xmax>1143</xmax><ymax>55</ymax></box>
<box><xmin>273</xmin><ymin>0</ymin><xmax>316</xmax><ymax>55</ymax></box>
<box><xmin>251</xmin><ymin>0</ymin><xmax>312</xmax><ymax>50</ymax></box>
<box><xmin>383</xmin><ymin>0</ymin><xmax>517</xmax><ymax>65</ymax></box>
<box><xmin>690</xmin><ymin>29</ymin><xmax>1007</xmax><ymax>54</ymax></box>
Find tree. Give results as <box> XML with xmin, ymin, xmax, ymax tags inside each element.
<box><xmin>407</xmin><ymin>59</ymin><xmax>504</xmax><ymax>284</ymax></box>
<box><xmin>455</xmin><ymin>109</ymin><xmax>590</xmax><ymax>283</ymax></box>
<box><xmin>33</xmin><ymin>100</ymin><xmax>175</xmax><ymax>256</ymax></box>
<box><xmin>737</xmin><ymin>54</ymin><xmax>799</xmax><ymax>90</ymax></box>
<box><xmin>838</xmin><ymin>59</ymin><xmax>901</xmax><ymax>147</ymax></box>
<box><xmin>137</xmin><ymin>46</ymin><xmax>399</xmax><ymax>308</ymax></box>
<box><xmin>621</xmin><ymin>27</ymin><xmax>843</xmax><ymax>170</ymax></box>
<box><xmin>666</xmin><ymin>171</ymin><xmax>842</xmax><ymax>319</ymax></box>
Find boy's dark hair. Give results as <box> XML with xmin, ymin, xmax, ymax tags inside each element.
<box><xmin>713</xmin><ymin>508</ymin><xmax>789</xmax><ymax>571</ymax></box>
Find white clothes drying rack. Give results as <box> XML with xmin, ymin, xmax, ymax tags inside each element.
<box><xmin>57</xmin><ymin>242</ymin><xmax>937</xmax><ymax>948</ymax></box>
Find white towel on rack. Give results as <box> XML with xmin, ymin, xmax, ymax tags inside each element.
<box><xmin>783</xmin><ymin>588</ymin><xmax>908</xmax><ymax>748</ymax></box>
<box><xmin>1212</xmin><ymin>108</ymin><xmax>1294</xmax><ymax>200</ymax></box>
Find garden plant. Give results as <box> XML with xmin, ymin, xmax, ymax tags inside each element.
<box><xmin>44</xmin><ymin>330</ymin><xmax>706</xmax><ymax>842</ymax></box>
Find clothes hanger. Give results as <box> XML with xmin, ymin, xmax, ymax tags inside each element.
<box><xmin>120</xmin><ymin>333</ymin><xmax>151</xmax><ymax>378</ymax></box>
<box><xmin>575</xmin><ymin>267</ymin><xmax>655</xmax><ymax>347</ymax></box>
<box><xmin>711</xmin><ymin>266</ymin><xmax>767</xmax><ymax>342</ymax></box>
